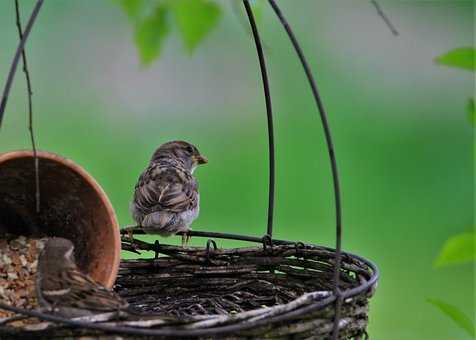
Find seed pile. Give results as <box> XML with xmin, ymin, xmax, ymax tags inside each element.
<box><xmin>0</xmin><ymin>236</ymin><xmax>46</xmax><ymax>319</ymax></box>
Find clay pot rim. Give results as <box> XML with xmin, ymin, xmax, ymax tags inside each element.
<box><xmin>0</xmin><ymin>150</ymin><xmax>121</xmax><ymax>289</ymax></box>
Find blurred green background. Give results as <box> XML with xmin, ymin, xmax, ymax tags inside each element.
<box><xmin>0</xmin><ymin>1</ymin><xmax>473</xmax><ymax>338</ymax></box>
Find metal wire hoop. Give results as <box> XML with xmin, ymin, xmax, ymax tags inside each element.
<box><xmin>266</xmin><ymin>1</ymin><xmax>344</xmax><ymax>337</ymax></box>
<box><xmin>242</xmin><ymin>0</ymin><xmax>276</xmax><ymax>239</ymax></box>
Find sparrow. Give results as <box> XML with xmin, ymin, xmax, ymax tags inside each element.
<box><xmin>130</xmin><ymin>141</ymin><xmax>207</xmax><ymax>243</ymax></box>
<box><xmin>36</xmin><ymin>237</ymin><xmax>128</xmax><ymax>318</ymax></box>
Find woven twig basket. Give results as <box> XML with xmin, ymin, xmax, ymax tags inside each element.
<box><xmin>116</xmin><ymin>241</ymin><xmax>377</xmax><ymax>339</ymax></box>
<box><xmin>0</xmin><ymin>238</ymin><xmax>377</xmax><ymax>339</ymax></box>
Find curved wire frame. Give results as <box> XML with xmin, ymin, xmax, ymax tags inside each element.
<box><xmin>266</xmin><ymin>1</ymin><xmax>343</xmax><ymax>337</ymax></box>
<box><xmin>242</xmin><ymin>0</ymin><xmax>275</xmax><ymax>238</ymax></box>
<box><xmin>0</xmin><ymin>0</ymin><xmax>378</xmax><ymax>338</ymax></box>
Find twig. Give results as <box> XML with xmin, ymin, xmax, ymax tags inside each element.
<box><xmin>102</xmin><ymin>318</ymin><xmax>168</xmax><ymax>328</ymax></box>
<box><xmin>121</xmin><ymin>243</ymin><xmax>141</xmax><ymax>255</ymax></box>
<box><xmin>370</xmin><ymin>0</ymin><xmax>399</xmax><ymax>36</ymax></box>
<box><xmin>0</xmin><ymin>0</ymin><xmax>43</xmax><ymax>127</ymax></box>
<box><xmin>0</xmin><ymin>314</ymin><xmax>30</xmax><ymax>325</ymax></box>
<box><xmin>14</xmin><ymin>0</ymin><xmax>40</xmax><ymax>213</ymax></box>
<box><xmin>186</xmin><ymin>306</ymin><xmax>267</xmax><ymax>329</ymax></box>
<box><xmin>23</xmin><ymin>321</ymin><xmax>50</xmax><ymax>331</ymax></box>
<box><xmin>186</xmin><ymin>291</ymin><xmax>330</xmax><ymax>329</ymax></box>
<box><xmin>245</xmin><ymin>291</ymin><xmax>331</xmax><ymax>324</ymax></box>
<box><xmin>71</xmin><ymin>312</ymin><xmax>120</xmax><ymax>323</ymax></box>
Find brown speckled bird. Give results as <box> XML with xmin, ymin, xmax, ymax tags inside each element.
<box><xmin>130</xmin><ymin>141</ymin><xmax>207</xmax><ymax>242</ymax></box>
<box><xmin>36</xmin><ymin>237</ymin><xmax>128</xmax><ymax>317</ymax></box>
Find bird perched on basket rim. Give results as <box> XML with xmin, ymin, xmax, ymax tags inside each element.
<box><xmin>130</xmin><ymin>140</ymin><xmax>208</xmax><ymax>245</ymax></box>
<box><xmin>36</xmin><ymin>237</ymin><xmax>128</xmax><ymax>318</ymax></box>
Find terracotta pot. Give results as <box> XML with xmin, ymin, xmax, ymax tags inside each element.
<box><xmin>0</xmin><ymin>150</ymin><xmax>120</xmax><ymax>288</ymax></box>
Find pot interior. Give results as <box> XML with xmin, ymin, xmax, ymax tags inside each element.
<box><xmin>0</xmin><ymin>151</ymin><xmax>119</xmax><ymax>287</ymax></box>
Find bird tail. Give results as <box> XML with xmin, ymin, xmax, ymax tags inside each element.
<box><xmin>142</xmin><ymin>212</ymin><xmax>177</xmax><ymax>236</ymax></box>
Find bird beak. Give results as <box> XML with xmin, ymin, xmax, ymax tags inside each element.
<box><xmin>195</xmin><ymin>155</ymin><xmax>208</xmax><ymax>164</ymax></box>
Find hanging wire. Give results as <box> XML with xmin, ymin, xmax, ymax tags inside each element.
<box><xmin>0</xmin><ymin>0</ymin><xmax>43</xmax><ymax>128</ymax></box>
<box><xmin>370</xmin><ymin>0</ymin><xmax>399</xmax><ymax>36</ymax></box>
<box><xmin>266</xmin><ymin>1</ymin><xmax>343</xmax><ymax>338</ymax></box>
<box><xmin>242</xmin><ymin>0</ymin><xmax>276</xmax><ymax>238</ymax></box>
<box><xmin>14</xmin><ymin>0</ymin><xmax>40</xmax><ymax>213</ymax></box>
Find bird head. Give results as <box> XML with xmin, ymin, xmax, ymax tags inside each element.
<box><xmin>39</xmin><ymin>237</ymin><xmax>76</xmax><ymax>272</ymax></box>
<box><xmin>151</xmin><ymin>140</ymin><xmax>208</xmax><ymax>173</ymax></box>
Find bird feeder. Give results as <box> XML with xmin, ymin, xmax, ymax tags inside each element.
<box><xmin>0</xmin><ymin>1</ymin><xmax>379</xmax><ymax>339</ymax></box>
<box><xmin>0</xmin><ymin>150</ymin><xmax>121</xmax><ymax>288</ymax></box>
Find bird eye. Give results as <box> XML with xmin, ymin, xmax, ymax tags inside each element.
<box><xmin>186</xmin><ymin>145</ymin><xmax>194</xmax><ymax>153</ymax></box>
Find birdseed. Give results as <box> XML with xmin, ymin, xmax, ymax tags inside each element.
<box><xmin>0</xmin><ymin>235</ymin><xmax>46</xmax><ymax>321</ymax></box>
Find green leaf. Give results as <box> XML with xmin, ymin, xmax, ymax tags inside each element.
<box><xmin>468</xmin><ymin>98</ymin><xmax>475</xmax><ymax>126</ymax></box>
<box><xmin>427</xmin><ymin>298</ymin><xmax>475</xmax><ymax>337</ymax></box>
<box><xmin>115</xmin><ymin>0</ymin><xmax>144</xmax><ymax>20</ymax></box>
<box><xmin>435</xmin><ymin>47</ymin><xmax>475</xmax><ymax>71</ymax></box>
<box><xmin>171</xmin><ymin>0</ymin><xmax>221</xmax><ymax>53</ymax></box>
<box><xmin>134</xmin><ymin>5</ymin><xmax>170</xmax><ymax>65</ymax></box>
<box><xmin>434</xmin><ymin>231</ymin><xmax>475</xmax><ymax>268</ymax></box>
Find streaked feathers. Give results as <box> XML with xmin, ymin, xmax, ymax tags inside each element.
<box><xmin>130</xmin><ymin>141</ymin><xmax>206</xmax><ymax>237</ymax></box>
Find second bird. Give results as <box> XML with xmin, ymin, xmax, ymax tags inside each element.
<box><xmin>131</xmin><ymin>141</ymin><xmax>208</xmax><ymax>240</ymax></box>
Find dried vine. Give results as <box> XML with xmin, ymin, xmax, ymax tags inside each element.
<box><xmin>371</xmin><ymin>0</ymin><xmax>399</xmax><ymax>36</ymax></box>
<box><xmin>14</xmin><ymin>0</ymin><xmax>40</xmax><ymax>213</ymax></box>
<box><xmin>0</xmin><ymin>0</ymin><xmax>43</xmax><ymax>127</ymax></box>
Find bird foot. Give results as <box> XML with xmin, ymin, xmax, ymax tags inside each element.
<box><xmin>122</xmin><ymin>226</ymin><xmax>139</xmax><ymax>244</ymax></box>
<box><xmin>122</xmin><ymin>226</ymin><xmax>142</xmax><ymax>254</ymax></box>
<box><xmin>181</xmin><ymin>232</ymin><xmax>192</xmax><ymax>247</ymax></box>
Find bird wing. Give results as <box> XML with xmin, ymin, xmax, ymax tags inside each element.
<box><xmin>41</xmin><ymin>268</ymin><xmax>128</xmax><ymax>311</ymax></box>
<box><xmin>134</xmin><ymin>162</ymin><xmax>198</xmax><ymax>215</ymax></box>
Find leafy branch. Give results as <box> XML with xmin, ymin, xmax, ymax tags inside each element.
<box><xmin>435</xmin><ymin>47</ymin><xmax>475</xmax><ymax>124</ymax></box>
<box><xmin>435</xmin><ymin>47</ymin><xmax>475</xmax><ymax>71</ymax></box>
<box><xmin>115</xmin><ymin>0</ymin><xmax>222</xmax><ymax>65</ymax></box>
<box><xmin>429</xmin><ymin>230</ymin><xmax>475</xmax><ymax>337</ymax></box>
<box><xmin>427</xmin><ymin>298</ymin><xmax>475</xmax><ymax>337</ymax></box>
<box><xmin>427</xmin><ymin>47</ymin><xmax>475</xmax><ymax>338</ymax></box>
<box><xmin>433</xmin><ymin>231</ymin><xmax>475</xmax><ymax>268</ymax></box>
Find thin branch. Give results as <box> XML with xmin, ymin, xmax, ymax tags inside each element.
<box><xmin>14</xmin><ymin>0</ymin><xmax>40</xmax><ymax>213</ymax></box>
<box><xmin>0</xmin><ymin>314</ymin><xmax>30</xmax><ymax>326</ymax></box>
<box><xmin>185</xmin><ymin>291</ymin><xmax>331</xmax><ymax>329</ymax></box>
<box><xmin>370</xmin><ymin>0</ymin><xmax>399</xmax><ymax>36</ymax></box>
<box><xmin>0</xmin><ymin>0</ymin><xmax>43</xmax><ymax>128</ymax></box>
<box><xmin>71</xmin><ymin>312</ymin><xmax>121</xmax><ymax>323</ymax></box>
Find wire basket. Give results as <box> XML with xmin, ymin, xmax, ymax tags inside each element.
<box><xmin>0</xmin><ymin>1</ymin><xmax>379</xmax><ymax>339</ymax></box>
